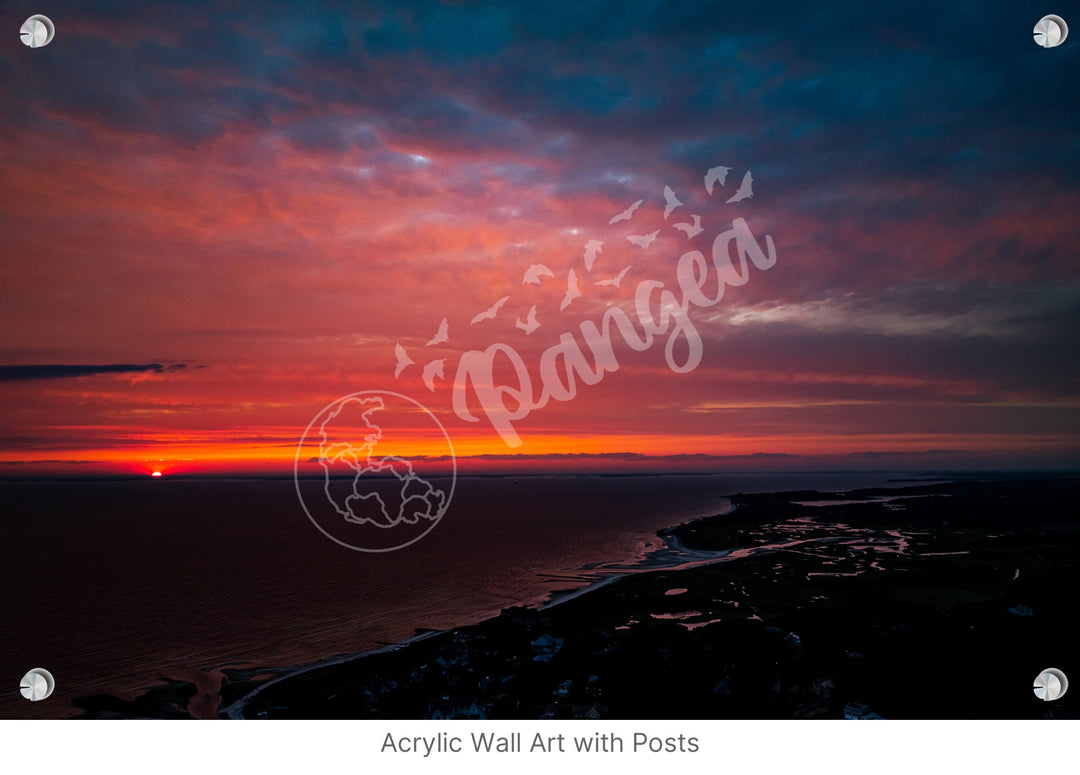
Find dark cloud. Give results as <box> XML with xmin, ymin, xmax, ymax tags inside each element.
<box><xmin>0</xmin><ymin>459</ymin><xmax>95</xmax><ymax>465</ymax></box>
<box><xmin>0</xmin><ymin>363</ymin><xmax>187</xmax><ymax>382</ymax></box>
<box><xmin>6</xmin><ymin>0</ymin><xmax>1077</xmax><ymax>187</ymax></box>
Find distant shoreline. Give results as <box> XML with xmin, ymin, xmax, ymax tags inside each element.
<box><xmin>1</xmin><ymin>468</ymin><xmax>1042</xmax><ymax>484</ymax></box>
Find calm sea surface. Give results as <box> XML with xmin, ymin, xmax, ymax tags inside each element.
<box><xmin>0</xmin><ymin>472</ymin><xmax>915</xmax><ymax>717</ymax></box>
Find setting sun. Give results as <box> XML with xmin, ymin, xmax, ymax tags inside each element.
<box><xmin>151</xmin><ymin>471</ymin><xmax>162</xmax><ymax>477</ymax></box>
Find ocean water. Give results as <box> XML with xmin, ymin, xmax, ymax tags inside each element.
<box><xmin>0</xmin><ymin>472</ymin><xmax>914</xmax><ymax>718</ymax></box>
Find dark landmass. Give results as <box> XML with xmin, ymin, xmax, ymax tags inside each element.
<box><xmin>74</xmin><ymin>680</ymin><xmax>198</xmax><ymax>719</ymax></box>
<box><xmin>211</xmin><ymin>475</ymin><xmax>1080</xmax><ymax>720</ymax></box>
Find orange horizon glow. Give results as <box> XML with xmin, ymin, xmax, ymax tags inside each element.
<box><xmin>2</xmin><ymin>428</ymin><xmax>1078</xmax><ymax>478</ymax></box>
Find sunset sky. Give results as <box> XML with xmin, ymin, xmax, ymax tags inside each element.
<box><xmin>1</xmin><ymin>1</ymin><xmax>1078</xmax><ymax>475</ymax></box>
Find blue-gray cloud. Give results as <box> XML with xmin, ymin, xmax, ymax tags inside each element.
<box><xmin>0</xmin><ymin>363</ymin><xmax>187</xmax><ymax>382</ymax></box>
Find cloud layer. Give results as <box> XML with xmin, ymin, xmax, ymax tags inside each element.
<box><xmin>1</xmin><ymin>1</ymin><xmax>1078</xmax><ymax>471</ymax></box>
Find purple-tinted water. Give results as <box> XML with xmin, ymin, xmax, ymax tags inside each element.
<box><xmin>0</xmin><ymin>472</ymin><xmax>911</xmax><ymax>718</ymax></box>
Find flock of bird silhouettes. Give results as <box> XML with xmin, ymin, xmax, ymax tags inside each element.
<box><xmin>394</xmin><ymin>165</ymin><xmax>754</xmax><ymax>391</ymax></box>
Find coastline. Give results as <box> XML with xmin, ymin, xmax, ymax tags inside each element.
<box><xmin>219</xmin><ymin>628</ymin><xmax>445</xmax><ymax>720</ymax></box>
<box><xmin>220</xmin><ymin>474</ymin><xmax>1080</xmax><ymax>719</ymax></box>
<box><xmin>214</xmin><ymin>482</ymin><xmax>957</xmax><ymax>718</ymax></box>
<box><xmin>221</xmin><ymin>498</ymin><xmax>739</xmax><ymax>718</ymax></box>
